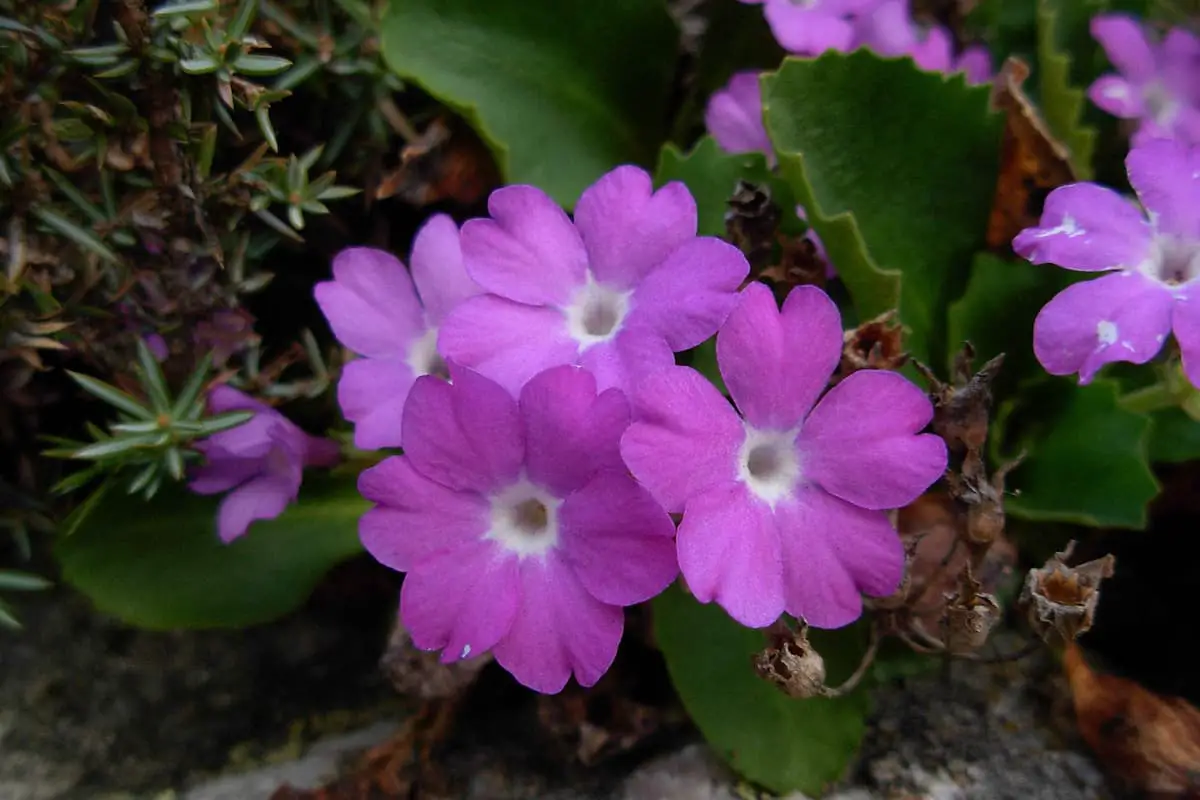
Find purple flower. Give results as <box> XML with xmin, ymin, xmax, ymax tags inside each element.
<box><xmin>620</xmin><ymin>283</ymin><xmax>946</xmax><ymax>629</ymax></box>
<box><xmin>315</xmin><ymin>214</ymin><xmax>481</xmax><ymax>450</ymax></box>
<box><xmin>852</xmin><ymin>0</ymin><xmax>992</xmax><ymax>84</ymax></box>
<box><xmin>358</xmin><ymin>364</ymin><xmax>677</xmax><ymax>693</ymax></box>
<box><xmin>190</xmin><ymin>386</ymin><xmax>341</xmax><ymax>543</ymax></box>
<box><xmin>1013</xmin><ymin>138</ymin><xmax>1200</xmax><ymax>386</ymax></box>
<box><xmin>705</xmin><ymin>71</ymin><xmax>775</xmax><ymax>166</ymax></box>
<box><xmin>439</xmin><ymin>166</ymin><xmax>749</xmax><ymax>395</ymax></box>
<box><xmin>740</xmin><ymin>0</ymin><xmax>867</xmax><ymax>54</ymax></box>
<box><xmin>1088</xmin><ymin>14</ymin><xmax>1200</xmax><ymax>146</ymax></box>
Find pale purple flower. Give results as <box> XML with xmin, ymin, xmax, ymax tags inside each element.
<box><xmin>705</xmin><ymin>71</ymin><xmax>775</xmax><ymax>166</ymax></box>
<box><xmin>852</xmin><ymin>0</ymin><xmax>992</xmax><ymax>84</ymax></box>
<box><xmin>1013</xmin><ymin>138</ymin><xmax>1200</xmax><ymax>386</ymax></box>
<box><xmin>1088</xmin><ymin>14</ymin><xmax>1200</xmax><ymax>146</ymax></box>
<box><xmin>739</xmin><ymin>0</ymin><xmax>867</xmax><ymax>54</ymax></box>
<box><xmin>315</xmin><ymin>214</ymin><xmax>481</xmax><ymax>450</ymax></box>
<box><xmin>439</xmin><ymin>166</ymin><xmax>749</xmax><ymax>395</ymax></box>
<box><xmin>620</xmin><ymin>283</ymin><xmax>946</xmax><ymax>629</ymax></box>
<box><xmin>358</xmin><ymin>364</ymin><xmax>677</xmax><ymax>693</ymax></box>
<box><xmin>190</xmin><ymin>386</ymin><xmax>340</xmax><ymax>543</ymax></box>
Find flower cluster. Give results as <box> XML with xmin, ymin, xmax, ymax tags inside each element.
<box><xmin>1013</xmin><ymin>138</ymin><xmax>1200</xmax><ymax>385</ymax></box>
<box><xmin>306</xmin><ymin>165</ymin><xmax>947</xmax><ymax>693</ymax></box>
<box><xmin>1088</xmin><ymin>14</ymin><xmax>1200</xmax><ymax>146</ymax></box>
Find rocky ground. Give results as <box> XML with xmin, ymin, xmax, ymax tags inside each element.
<box><xmin>0</xmin><ymin>561</ymin><xmax>1116</xmax><ymax>800</ymax></box>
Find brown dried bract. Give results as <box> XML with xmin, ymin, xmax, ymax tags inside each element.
<box><xmin>836</xmin><ymin>309</ymin><xmax>907</xmax><ymax>381</ymax></box>
<box><xmin>940</xmin><ymin>565</ymin><xmax>1002</xmax><ymax>655</ymax></box>
<box><xmin>725</xmin><ymin>180</ymin><xmax>782</xmax><ymax>272</ymax></box>
<box><xmin>1065</xmin><ymin>644</ymin><xmax>1200</xmax><ymax>798</ymax></box>
<box><xmin>985</xmin><ymin>57</ymin><xmax>1078</xmax><ymax>251</ymax></box>
<box><xmin>753</xmin><ymin>621</ymin><xmax>828</xmax><ymax>699</ymax></box>
<box><xmin>1021</xmin><ymin>541</ymin><xmax>1115</xmax><ymax>647</ymax></box>
<box><xmin>915</xmin><ymin>344</ymin><xmax>1005</xmax><ymax>459</ymax></box>
<box><xmin>374</xmin><ymin>116</ymin><xmax>499</xmax><ymax>207</ymax></box>
<box><xmin>947</xmin><ymin>450</ymin><xmax>1024</xmax><ymax>550</ymax></box>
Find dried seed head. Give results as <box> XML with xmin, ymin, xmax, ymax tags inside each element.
<box><xmin>724</xmin><ymin>180</ymin><xmax>781</xmax><ymax>272</ymax></box>
<box><xmin>1021</xmin><ymin>541</ymin><xmax>1115</xmax><ymax>647</ymax></box>
<box><xmin>915</xmin><ymin>346</ymin><xmax>1005</xmax><ymax>457</ymax></box>
<box><xmin>941</xmin><ymin>566</ymin><xmax>1002</xmax><ymax>654</ymax></box>
<box><xmin>838</xmin><ymin>310</ymin><xmax>907</xmax><ymax>378</ymax></box>
<box><xmin>753</xmin><ymin>622</ymin><xmax>828</xmax><ymax>699</ymax></box>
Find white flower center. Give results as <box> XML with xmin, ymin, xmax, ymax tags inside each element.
<box><xmin>485</xmin><ymin>478</ymin><xmax>562</xmax><ymax>559</ymax></box>
<box><xmin>564</xmin><ymin>273</ymin><xmax>632</xmax><ymax>351</ymax></box>
<box><xmin>1142</xmin><ymin>235</ymin><xmax>1200</xmax><ymax>286</ymax></box>
<box><xmin>737</xmin><ymin>425</ymin><xmax>802</xmax><ymax>508</ymax></box>
<box><xmin>1143</xmin><ymin>80</ymin><xmax>1179</xmax><ymax>127</ymax></box>
<box><xmin>406</xmin><ymin>326</ymin><xmax>449</xmax><ymax>379</ymax></box>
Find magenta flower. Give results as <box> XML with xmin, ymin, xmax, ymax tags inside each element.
<box><xmin>738</xmin><ymin>0</ymin><xmax>867</xmax><ymax>54</ymax></box>
<box><xmin>315</xmin><ymin>214</ymin><xmax>481</xmax><ymax>450</ymax></box>
<box><xmin>1088</xmin><ymin>14</ymin><xmax>1200</xmax><ymax>146</ymax></box>
<box><xmin>705</xmin><ymin>71</ymin><xmax>775</xmax><ymax>166</ymax></box>
<box><xmin>852</xmin><ymin>0</ymin><xmax>992</xmax><ymax>84</ymax></box>
<box><xmin>439</xmin><ymin>166</ymin><xmax>749</xmax><ymax>395</ymax></box>
<box><xmin>190</xmin><ymin>386</ymin><xmax>340</xmax><ymax>543</ymax></box>
<box><xmin>1013</xmin><ymin>138</ymin><xmax>1200</xmax><ymax>386</ymax></box>
<box><xmin>620</xmin><ymin>283</ymin><xmax>946</xmax><ymax>629</ymax></box>
<box><xmin>359</xmin><ymin>364</ymin><xmax>678</xmax><ymax>693</ymax></box>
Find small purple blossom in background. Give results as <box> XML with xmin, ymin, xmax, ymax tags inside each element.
<box><xmin>359</xmin><ymin>364</ymin><xmax>677</xmax><ymax>693</ymax></box>
<box><xmin>851</xmin><ymin>0</ymin><xmax>992</xmax><ymax>84</ymax></box>
<box><xmin>1088</xmin><ymin>14</ymin><xmax>1200</xmax><ymax>146</ymax></box>
<box><xmin>739</xmin><ymin>0</ymin><xmax>864</xmax><ymax>54</ymax></box>
<box><xmin>1014</xmin><ymin>138</ymin><xmax>1200</xmax><ymax>386</ymax></box>
<box><xmin>190</xmin><ymin>386</ymin><xmax>340</xmax><ymax>543</ymax></box>
<box><xmin>705</xmin><ymin>71</ymin><xmax>775</xmax><ymax>166</ymax></box>
<box><xmin>620</xmin><ymin>282</ymin><xmax>946</xmax><ymax>629</ymax></box>
<box><xmin>315</xmin><ymin>214</ymin><xmax>480</xmax><ymax>450</ymax></box>
<box><xmin>439</xmin><ymin>166</ymin><xmax>749</xmax><ymax>395</ymax></box>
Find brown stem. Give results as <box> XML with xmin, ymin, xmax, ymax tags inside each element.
<box><xmin>820</xmin><ymin>624</ymin><xmax>882</xmax><ymax>698</ymax></box>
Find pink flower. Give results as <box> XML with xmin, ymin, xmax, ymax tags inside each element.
<box><xmin>740</xmin><ymin>0</ymin><xmax>868</xmax><ymax>54</ymax></box>
<box><xmin>190</xmin><ymin>386</ymin><xmax>340</xmax><ymax>543</ymax></box>
<box><xmin>852</xmin><ymin>0</ymin><xmax>992</xmax><ymax>84</ymax></box>
<box><xmin>704</xmin><ymin>71</ymin><xmax>775</xmax><ymax>166</ymax></box>
<box><xmin>1013</xmin><ymin>138</ymin><xmax>1200</xmax><ymax>385</ymax></box>
<box><xmin>359</xmin><ymin>364</ymin><xmax>678</xmax><ymax>693</ymax></box>
<box><xmin>315</xmin><ymin>214</ymin><xmax>481</xmax><ymax>450</ymax></box>
<box><xmin>439</xmin><ymin>166</ymin><xmax>749</xmax><ymax>395</ymax></box>
<box><xmin>1087</xmin><ymin>14</ymin><xmax>1200</xmax><ymax>146</ymax></box>
<box><xmin>620</xmin><ymin>283</ymin><xmax>946</xmax><ymax>629</ymax></box>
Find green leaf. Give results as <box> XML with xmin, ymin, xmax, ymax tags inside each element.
<box><xmin>1000</xmin><ymin>379</ymin><xmax>1159</xmax><ymax>528</ymax></box>
<box><xmin>135</xmin><ymin>338</ymin><xmax>171</xmax><ymax>412</ymax></box>
<box><xmin>66</xmin><ymin>371</ymin><xmax>152</xmax><ymax>419</ymax></box>
<box><xmin>654</xmin><ymin>584</ymin><xmax>870</xmax><ymax>795</ymax></box>
<box><xmin>55</xmin><ymin>473</ymin><xmax>366</xmax><ymax>629</ymax></box>
<box><xmin>0</xmin><ymin>570</ymin><xmax>51</xmax><ymax>591</ymax></box>
<box><xmin>72</xmin><ymin>431</ymin><xmax>168</xmax><ymax>459</ymax></box>
<box><xmin>1148</xmin><ymin>406</ymin><xmax>1200</xmax><ymax>463</ymax></box>
<box><xmin>763</xmin><ymin>52</ymin><xmax>1004</xmax><ymax>366</ymax></box>
<box><xmin>152</xmin><ymin>0</ymin><xmax>220</xmax><ymax>17</ymax></box>
<box><xmin>31</xmin><ymin>207</ymin><xmax>120</xmax><ymax>264</ymax></box>
<box><xmin>232</xmin><ymin>53</ymin><xmax>292</xmax><ymax>76</ymax></box>
<box><xmin>1036</xmin><ymin>0</ymin><xmax>1103</xmax><ymax>179</ymax></box>
<box><xmin>380</xmin><ymin>0</ymin><xmax>678</xmax><ymax>207</ymax></box>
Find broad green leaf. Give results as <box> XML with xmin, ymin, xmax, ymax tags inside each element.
<box><xmin>1000</xmin><ymin>379</ymin><xmax>1159</xmax><ymax>528</ymax></box>
<box><xmin>380</xmin><ymin>0</ymin><xmax>678</xmax><ymax>207</ymax></box>
<box><xmin>654</xmin><ymin>136</ymin><xmax>800</xmax><ymax>238</ymax></box>
<box><xmin>56</xmin><ymin>473</ymin><xmax>366</xmax><ymax>629</ymax></box>
<box><xmin>654</xmin><ymin>584</ymin><xmax>870</xmax><ymax>795</ymax></box>
<box><xmin>763</xmin><ymin>52</ymin><xmax>1003</xmax><ymax>367</ymax></box>
<box><xmin>1036</xmin><ymin>0</ymin><xmax>1104</xmax><ymax>179</ymax></box>
<box><xmin>1148</xmin><ymin>407</ymin><xmax>1200</xmax><ymax>463</ymax></box>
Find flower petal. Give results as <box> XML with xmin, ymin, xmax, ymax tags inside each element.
<box><xmin>520</xmin><ymin>365</ymin><xmax>630</xmax><ymax>496</ymax></box>
<box><xmin>1088</xmin><ymin>75</ymin><xmax>1146</xmax><ymax>119</ymax></box>
<box><xmin>677</xmin><ymin>482</ymin><xmax>783</xmax><ymax>628</ymax></box>
<box><xmin>573</xmin><ymin>166</ymin><xmax>698</xmax><ymax>289</ymax></box>
<box><xmin>559</xmin><ymin>470</ymin><xmax>678</xmax><ymax>606</ymax></box>
<box><xmin>358</xmin><ymin>456</ymin><xmax>489</xmax><ymax>572</ymax></box>
<box><xmin>764</xmin><ymin>0</ymin><xmax>853</xmax><ymax>54</ymax></box>
<box><xmin>337</xmin><ymin>357</ymin><xmax>416</xmax><ymax>451</ymax></box>
<box><xmin>1012</xmin><ymin>183</ymin><xmax>1152</xmax><ymax>271</ymax></box>
<box><xmin>189</xmin><ymin>457</ymin><xmax>262</xmax><ymax>495</ymax></box>
<box><xmin>621</xmin><ymin>366</ymin><xmax>744</xmax><ymax>513</ymax></box>
<box><xmin>800</xmin><ymin>370</ymin><xmax>946</xmax><ymax>510</ymax></box>
<box><xmin>401</xmin><ymin>368</ymin><xmax>523</xmax><ymax>493</ymax></box>
<box><xmin>716</xmin><ymin>282</ymin><xmax>842</xmax><ymax>429</ymax></box>
<box><xmin>631</xmin><ymin>237</ymin><xmax>749</xmax><ymax>352</ymax></box>
<box><xmin>1034</xmin><ymin>270</ymin><xmax>1174</xmax><ymax>383</ymax></box>
<box><xmin>216</xmin><ymin>474</ymin><xmax>295</xmax><ymax>543</ymax></box>
<box><xmin>460</xmin><ymin>186</ymin><xmax>587</xmax><ymax>306</ymax></box>
<box><xmin>493</xmin><ymin>555</ymin><xmax>624</xmax><ymax>693</ymax></box>
<box><xmin>955</xmin><ymin>45</ymin><xmax>992</xmax><ymax>85</ymax></box>
<box><xmin>438</xmin><ymin>295</ymin><xmax>579</xmax><ymax>396</ymax></box>
<box><xmin>577</xmin><ymin>326</ymin><xmax>676</xmax><ymax>395</ymax></box>
<box><xmin>409</xmin><ymin>213</ymin><xmax>480</xmax><ymax>324</ymax></box>
<box><xmin>302</xmin><ymin>435</ymin><xmax>341</xmax><ymax>468</ymax></box>
<box><xmin>911</xmin><ymin>25</ymin><xmax>953</xmax><ymax>73</ymax></box>
<box><xmin>1126</xmin><ymin>138</ymin><xmax>1200</xmax><ymax>241</ymax></box>
<box><xmin>401</xmin><ymin>541</ymin><xmax>520</xmax><ymax>664</ymax></box>
<box><xmin>704</xmin><ymin>71</ymin><xmax>774</xmax><ymax>163</ymax></box>
<box><xmin>1172</xmin><ymin>285</ymin><xmax>1200</xmax><ymax>389</ymax></box>
<box><xmin>778</xmin><ymin>487</ymin><xmax>904</xmax><ymax>628</ymax></box>
<box><xmin>1091</xmin><ymin>14</ymin><xmax>1156</xmax><ymax>83</ymax></box>
<box><xmin>315</xmin><ymin>248</ymin><xmax>423</xmax><ymax>358</ymax></box>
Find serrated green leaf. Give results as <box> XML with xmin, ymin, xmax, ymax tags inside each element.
<box><xmin>380</xmin><ymin>0</ymin><xmax>678</xmax><ymax>207</ymax></box>
<box><xmin>763</xmin><ymin>52</ymin><xmax>1004</xmax><ymax>367</ymax></box>
<box><xmin>654</xmin><ymin>584</ymin><xmax>869</xmax><ymax>795</ymax></box>
<box><xmin>1000</xmin><ymin>378</ymin><xmax>1160</xmax><ymax>528</ymax></box>
<box><xmin>55</xmin><ymin>474</ymin><xmax>366</xmax><ymax>629</ymax></box>
<box><xmin>1148</xmin><ymin>406</ymin><xmax>1200</xmax><ymax>463</ymax></box>
<box><xmin>1036</xmin><ymin>0</ymin><xmax>1103</xmax><ymax>179</ymax></box>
